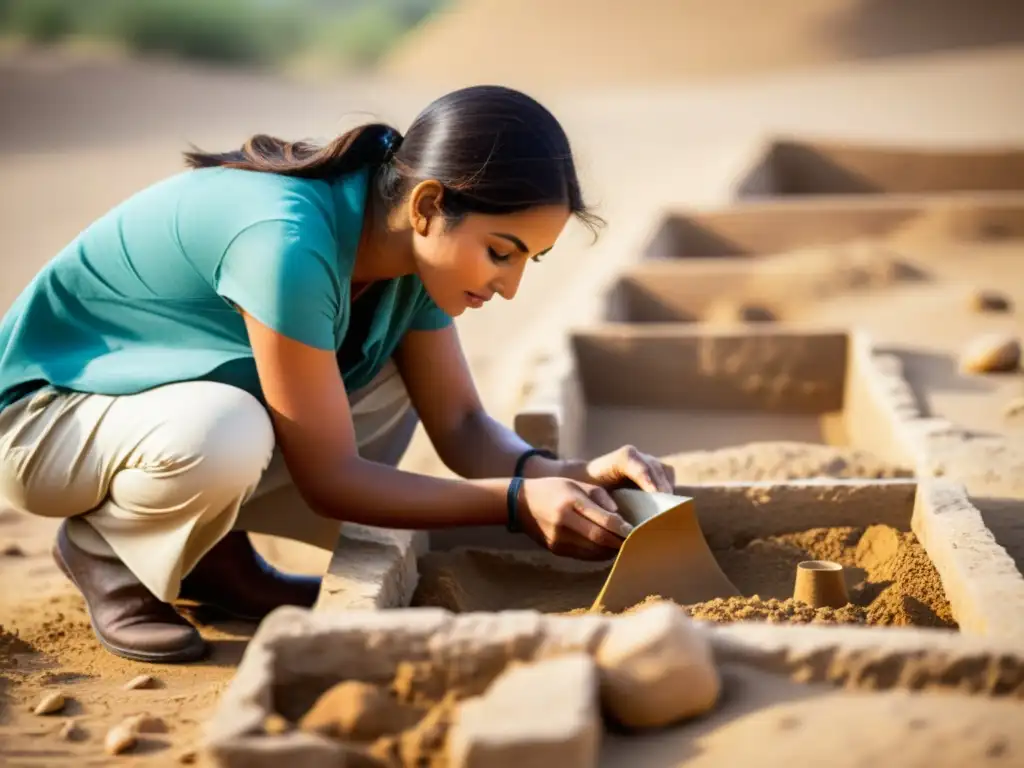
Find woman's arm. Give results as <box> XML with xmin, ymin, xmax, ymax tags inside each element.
<box><xmin>396</xmin><ymin>325</ymin><xmax>676</xmax><ymax>492</ymax></box>
<box><xmin>245</xmin><ymin>311</ymin><xmax>511</xmax><ymax>528</ymax></box>
<box><xmin>395</xmin><ymin>325</ymin><xmax>589</xmax><ymax>480</ymax></box>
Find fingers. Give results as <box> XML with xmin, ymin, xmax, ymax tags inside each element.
<box><xmin>621</xmin><ymin>446</ymin><xmax>673</xmax><ymax>493</ymax></box>
<box><xmin>557</xmin><ymin>491</ymin><xmax>628</xmax><ymax>550</ymax></box>
<box><xmin>649</xmin><ymin>460</ymin><xmax>674</xmax><ymax>493</ymax></box>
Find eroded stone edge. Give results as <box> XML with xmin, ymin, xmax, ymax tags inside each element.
<box><xmin>204</xmin><ymin>606</ymin><xmax>1024</xmax><ymax>764</ymax></box>
<box><xmin>912</xmin><ymin>480</ymin><xmax>1024</xmax><ymax>639</ymax></box>
<box><xmin>852</xmin><ymin>330</ymin><xmax>1024</xmax><ymax>498</ymax></box>
<box><xmin>315</xmin><ymin>526</ymin><xmax>425</xmax><ymax>612</ymax></box>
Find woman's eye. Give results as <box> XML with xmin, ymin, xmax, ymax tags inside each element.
<box><xmin>488</xmin><ymin>247</ymin><xmax>512</xmax><ymax>263</ymax></box>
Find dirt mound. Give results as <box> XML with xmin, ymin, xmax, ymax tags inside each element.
<box><xmin>383</xmin><ymin>0</ymin><xmax>1024</xmax><ymax>86</ymax></box>
<box><xmin>661</xmin><ymin>441</ymin><xmax>912</xmax><ymax>483</ymax></box>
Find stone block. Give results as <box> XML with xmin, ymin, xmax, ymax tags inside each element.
<box><xmin>448</xmin><ymin>653</ymin><xmax>601</xmax><ymax>768</ymax></box>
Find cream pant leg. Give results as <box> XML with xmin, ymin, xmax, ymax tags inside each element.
<box><xmin>0</xmin><ymin>361</ymin><xmax>416</xmax><ymax>602</ymax></box>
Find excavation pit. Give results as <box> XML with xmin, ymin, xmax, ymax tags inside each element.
<box><xmin>418</xmin><ymin>482</ymin><xmax>957</xmax><ymax>628</ymax></box>
<box><xmin>603</xmin><ymin>252</ymin><xmax>927</xmax><ymax>325</ymax></box>
<box><xmin>514</xmin><ymin>325</ymin><xmax>894</xmax><ymax>465</ymax></box>
<box><xmin>421</xmin><ymin>480</ymin><xmax>1024</xmax><ymax>638</ymax></box>
<box><xmin>734</xmin><ymin>139</ymin><xmax>1024</xmax><ymax>198</ymax></box>
<box><xmin>640</xmin><ymin>194</ymin><xmax>1024</xmax><ymax>262</ymax></box>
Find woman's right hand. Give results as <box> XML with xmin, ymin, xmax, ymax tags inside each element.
<box><xmin>517</xmin><ymin>478</ymin><xmax>633</xmax><ymax>561</ymax></box>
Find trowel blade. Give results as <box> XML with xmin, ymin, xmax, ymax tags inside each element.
<box><xmin>591</xmin><ymin>489</ymin><xmax>740</xmax><ymax>614</ymax></box>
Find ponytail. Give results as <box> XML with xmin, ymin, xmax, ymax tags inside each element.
<box><xmin>182</xmin><ymin>86</ymin><xmax>602</xmax><ymax>236</ymax></box>
<box><xmin>182</xmin><ymin>123</ymin><xmax>402</xmax><ymax>181</ymax></box>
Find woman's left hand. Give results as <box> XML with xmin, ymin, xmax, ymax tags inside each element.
<box><xmin>580</xmin><ymin>445</ymin><xmax>675</xmax><ymax>494</ymax></box>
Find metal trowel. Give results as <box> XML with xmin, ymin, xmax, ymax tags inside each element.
<box><xmin>590</xmin><ymin>488</ymin><xmax>740</xmax><ymax>613</ymax></box>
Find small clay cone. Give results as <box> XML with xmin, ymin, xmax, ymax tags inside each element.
<box><xmin>793</xmin><ymin>560</ymin><xmax>849</xmax><ymax>609</ymax></box>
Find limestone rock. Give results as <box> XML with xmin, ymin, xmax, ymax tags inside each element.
<box><xmin>595</xmin><ymin>601</ymin><xmax>720</xmax><ymax>729</ymax></box>
<box><xmin>449</xmin><ymin>653</ymin><xmax>600</xmax><ymax>768</ymax></box>
<box><xmin>959</xmin><ymin>334</ymin><xmax>1021</xmax><ymax>374</ymax></box>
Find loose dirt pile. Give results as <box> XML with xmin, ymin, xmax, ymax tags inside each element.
<box><xmin>272</xmin><ymin>662</ymin><xmax>466</xmax><ymax>768</ymax></box>
<box><xmin>412</xmin><ymin>524</ymin><xmax>956</xmax><ymax>628</ymax></box>
<box><xmin>661</xmin><ymin>442</ymin><xmax>912</xmax><ymax>483</ymax></box>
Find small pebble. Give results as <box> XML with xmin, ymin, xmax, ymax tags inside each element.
<box><xmin>263</xmin><ymin>713</ymin><xmax>291</xmax><ymax>735</ymax></box>
<box><xmin>968</xmin><ymin>290</ymin><xmax>1012</xmax><ymax>313</ymax></box>
<box><xmin>177</xmin><ymin>748</ymin><xmax>198</xmax><ymax>765</ymax></box>
<box><xmin>123</xmin><ymin>674</ymin><xmax>156</xmax><ymax>691</ymax></box>
<box><xmin>32</xmin><ymin>691</ymin><xmax>66</xmax><ymax>715</ymax></box>
<box><xmin>1</xmin><ymin>541</ymin><xmax>25</xmax><ymax>557</ymax></box>
<box><xmin>959</xmin><ymin>333</ymin><xmax>1021</xmax><ymax>374</ymax></box>
<box><xmin>58</xmin><ymin>718</ymin><xmax>84</xmax><ymax>741</ymax></box>
<box><xmin>104</xmin><ymin>719</ymin><xmax>139</xmax><ymax>756</ymax></box>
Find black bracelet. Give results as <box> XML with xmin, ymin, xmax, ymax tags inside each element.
<box><xmin>506</xmin><ymin>476</ymin><xmax>525</xmax><ymax>532</ymax></box>
<box><xmin>513</xmin><ymin>447</ymin><xmax>558</xmax><ymax>478</ymax></box>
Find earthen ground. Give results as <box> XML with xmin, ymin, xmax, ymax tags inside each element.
<box><xmin>3</xmin><ymin>14</ymin><xmax>1024</xmax><ymax>767</ymax></box>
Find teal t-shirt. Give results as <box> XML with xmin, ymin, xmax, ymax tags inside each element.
<box><xmin>0</xmin><ymin>165</ymin><xmax>452</xmax><ymax>413</ymax></box>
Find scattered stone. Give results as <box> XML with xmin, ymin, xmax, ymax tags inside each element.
<box><xmin>299</xmin><ymin>680</ymin><xmax>423</xmax><ymax>741</ymax></box>
<box><xmin>968</xmin><ymin>290</ymin><xmax>1012</xmax><ymax>313</ymax></box>
<box><xmin>959</xmin><ymin>333</ymin><xmax>1021</xmax><ymax>374</ymax></box>
<box><xmin>104</xmin><ymin>719</ymin><xmax>139</xmax><ymax>756</ymax></box>
<box><xmin>32</xmin><ymin>691</ymin><xmax>66</xmax><ymax>715</ymax></box>
<box><xmin>448</xmin><ymin>653</ymin><xmax>600</xmax><ymax>768</ymax></box>
<box><xmin>177</xmin><ymin>749</ymin><xmax>198</xmax><ymax>765</ymax></box>
<box><xmin>1004</xmin><ymin>398</ymin><xmax>1024</xmax><ymax>421</ymax></box>
<box><xmin>595</xmin><ymin>601</ymin><xmax>720</xmax><ymax>730</ymax></box>
<box><xmin>262</xmin><ymin>713</ymin><xmax>291</xmax><ymax>735</ymax></box>
<box><xmin>122</xmin><ymin>674</ymin><xmax>156</xmax><ymax>691</ymax></box>
<box><xmin>1</xmin><ymin>541</ymin><xmax>25</xmax><ymax>557</ymax></box>
<box><xmin>58</xmin><ymin>718</ymin><xmax>84</xmax><ymax>741</ymax></box>
<box><xmin>124</xmin><ymin>713</ymin><xmax>167</xmax><ymax>734</ymax></box>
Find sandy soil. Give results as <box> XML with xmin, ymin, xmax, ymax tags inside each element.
<box><xmin>411</xmin><ymin>524</ymin><xmax>955</xmax><ymax>629</ymax></box>
<box><xmin>2</xmin><ymin>17</ymin><xmax>1024</xmax><ymax>766</ymax></box>
<box><xmin>660</xmin><ymin>442</ymin><xmax>912</xmax><ymax>483</ymax></box>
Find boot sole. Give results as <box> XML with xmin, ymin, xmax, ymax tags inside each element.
<box><xmin>52</xmin><ymin>534</ymin><xmax>208</xmax><ymax>665</ymax></box>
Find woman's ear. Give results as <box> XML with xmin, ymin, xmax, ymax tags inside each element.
<box><xmin>407</xmin><ymin>180</ymin><xmax>445</xmax><ymax>236</ymax></box>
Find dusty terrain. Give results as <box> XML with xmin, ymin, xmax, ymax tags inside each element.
<box><xmin>2</xmin><ymin>6</ymin><xmax>1024</xmax><ymax>764</ymax></box>
<box><xmin>384</xmin><ymin>0</ymin><xmax>1024</xmax><ymax>87</ymax></box>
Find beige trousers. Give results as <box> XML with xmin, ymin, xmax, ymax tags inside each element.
<box><xmin>0</xmin><ymin>361</ymin><xmax>416</xmax><ymax>602</ymax></box>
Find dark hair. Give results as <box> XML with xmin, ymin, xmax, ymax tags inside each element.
<box><xmin>184</xmin><ymin>84</ymin><xmax>603</xmax><ymax>235</ymax></box>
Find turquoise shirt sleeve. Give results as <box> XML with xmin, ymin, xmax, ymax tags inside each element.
<box><xmin>409</xmin><ymin>293</ymin><xmax>453</xmax><ymax>332</ymax></box>
<box><xmin>215</xmin><ymin>220</ymin><xmax>341</xmax><ymax>350</ymax></box>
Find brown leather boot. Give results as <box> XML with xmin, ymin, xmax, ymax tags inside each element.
<box><xmin>53</xmin><ymin>521</ymin><xmax>207</xmax><ymax>664</ymax></box>
<box><xmin>178</xmin><ymin>532</ymin><xmax>322</xmax><ymax>621</ymax></box>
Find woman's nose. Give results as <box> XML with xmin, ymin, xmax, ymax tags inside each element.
<box><xmin>492</xmin><ymin>264</ymin><xmax>526</xmax><ymax>301</ymax></box>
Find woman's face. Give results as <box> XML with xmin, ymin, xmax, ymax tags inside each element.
<box><xmin>407</xmin><ymin>183</ymin><xmax>571</xmax><ymax>317</ymax></box>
